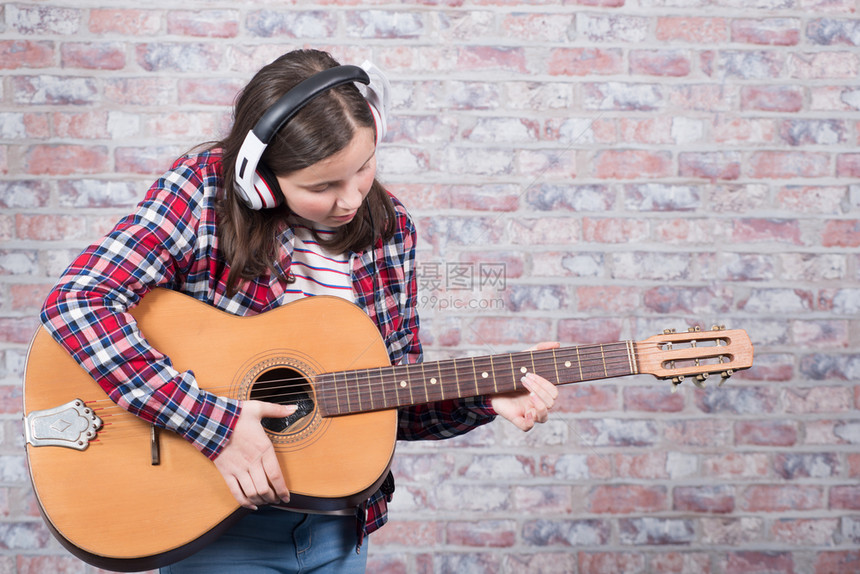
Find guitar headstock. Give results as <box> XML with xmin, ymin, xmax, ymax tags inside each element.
<box><xmin>636</xmin><ymin>326</ymin><xmax>754</xmax><ymax>391</ymax></box>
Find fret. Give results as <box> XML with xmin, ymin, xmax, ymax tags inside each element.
<box><xmin>420</xmin><ymin>363</ymin><xmax>430</xmax><ymax>404</ymax></box>
<box><xmin>552</xmin><ymin>348</ymin><xmax>560</xmax><ymax>385</ymax></box>
<box><xmin>392</xmin><ymin>363</ymin><xmax>414</xmax><ymax>406</ymax></box>
<box><xmin>452</xmin><ymin>358</ymin><xmax>462</xmax><ymax>398</ymax></box>
<box><xmin>600</xmin><ymin>344</ymin><xmax>607</xmax><ymax>377</ymax></box>
<box><xmin>434</xmin><ymin>360</ymin><xmax>444</xmax><ymax>401</ymax></box>
<box><xmin>575</xmin><ymin>346</ymin><xmax>584</xmax><ymax>380</ymax></box>
<box><xmin>470</xmin><ymin>357</ymin><xmax>479</xmax><ymax>396</ymax></box>
<box><xmin>471</xmin><ymin>355</ymin><xmax>495</xmax><ymax>396</ymax></box>
<box><xmin>344</xmin><ymin>371</ymin><xmax>352</xmax><ymax>414</ymax></box>
<box><xmin>331</xmin><ymin>372</ymin><xmax>341</xmax><ymax>415</ymax></box>
<box><xmin>377</xmin><ymin>366</ymin><xmax>388</xmax><ymax>409</ymax></box>
<box><xmin>508</xmin><ymin>353</ymin><xmax>517</xmax><ymax>390</ymax></box>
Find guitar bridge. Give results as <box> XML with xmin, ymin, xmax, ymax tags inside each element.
<box><xmin>24</xmin><ymin>399</ymin><xmax>102</xmax><ymax>451</ymax></box>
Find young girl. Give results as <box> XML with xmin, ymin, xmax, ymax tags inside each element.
<box><xmin>40</xmin><ymin>49</ymin><xmax>558</xmax><ymax>573</ymax></box>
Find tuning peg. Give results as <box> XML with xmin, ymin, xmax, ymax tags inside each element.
<box><xmin>688</xmin><ymin>326</ymin><xmax>701</xmax><ymax>333</ymax></box>
<box><xmin>692</xmin><ymin>373</ymin><xmax>708</xmax><ymax>389</ymax></box>
<box><xmin>718</xmin><ymin>369</ymin><xmax>733</xmax><ymax>387</ymax></box>
<box><xmin>663</xmin><ymin>328</ymin><xmax>676</xmax><ymax>335</ymax></box>
<box><xmin>711</xmin><ymin>324</ymin><xmax>726</xmax><ymax>331</ymax></box>
<box><xmin>671</xmin><ymin>376</ymin><xmax>684</xmax><ymax>393</ymax></box>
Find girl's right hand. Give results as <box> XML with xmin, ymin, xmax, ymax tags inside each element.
<box><xmin>213</xmin><ymin>400</ymin><xmax>297</xmax><ymax>510</ymax></box>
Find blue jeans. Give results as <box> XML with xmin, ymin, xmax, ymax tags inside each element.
<box><xmin>159</xmin><ymin>508</ymin><xmax>368</xmax><ymax>574</ymax></box>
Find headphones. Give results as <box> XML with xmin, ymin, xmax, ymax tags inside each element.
<box><xmin>234</xmin><ymin>61</ymin><xmax>390</xmax><ymax>210</ymax></box>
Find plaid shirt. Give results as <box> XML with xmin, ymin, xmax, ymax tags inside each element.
<box><xmin>40</xmin><ymin>150</ymin><xmax>496</xmax><ymax>538</ymax></box>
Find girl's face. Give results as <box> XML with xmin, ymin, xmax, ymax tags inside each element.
<box><xmin>276</xmin><ymin>127</ymin><xmax>377</xmax><ymax>228</ymax></box>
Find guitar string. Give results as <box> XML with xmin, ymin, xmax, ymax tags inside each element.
<box><xmin>83</xmin><ymin>346</ymin><xmax>639</xmax><ymax>410</ymax></box>
<box><xmin>81</xmin><ymin>349</ymin><xmax>641</xmax><ymax>423</ymax></box>
<box><xmin>80</xmin><ymin>341</ymin><xmax>722</xmax><ymax>428</ymax></box>
<box><xmin>82</xmin><ymin>341</ymin><xmax>721</xmax><ymax>414</ymax></box>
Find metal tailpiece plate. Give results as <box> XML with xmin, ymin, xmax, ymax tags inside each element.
<box><xmin>25</xmin><ymin>399</ymin><xmax>103</xmax><ymax>451</ymax></box>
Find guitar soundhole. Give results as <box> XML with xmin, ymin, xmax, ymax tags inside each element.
<box><xmin>250</xmin><ymin>367</ymin><xmax>315</xmax><ymax>434</ymax></box>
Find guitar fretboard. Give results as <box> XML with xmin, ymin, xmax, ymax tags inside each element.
<box><xmin>315</xmin><ymin>342</ymin><xmax>637</xmax><ymax>416</ymax></box>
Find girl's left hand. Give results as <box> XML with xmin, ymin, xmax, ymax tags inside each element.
<box><xmin>490</xmin><ymin>341</ymin><xmax>560</xmax><ymax>431</ymax></box>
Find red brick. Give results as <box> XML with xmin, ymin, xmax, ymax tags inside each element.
<box><xmin>649</xmin><ymin>552</ymin><xmax>711</xmax><ymax>574</ymax></box>
<box><xmin>501</xmin><ymin>13</ymin><xmax>574</xmax><ymax>43</ymax></box>
<box><xmin>848</xmin><ymin>454</ymin><xmax>860</xmax><ymax>477</ymax></box>
<box><xmin>679</xmin><ymin>151</ymin><xmax>741</xmax><ymax>180</ymax></box>
<box><xmin>702</xmin><ymin>453</ymin><xmax>770</xmax><ymax>479</ymax></box>
<box><xmin>656</xmin><ymin>17</ymin><xmax>728</xmax><ymax>43</ymax></box>
<box><xmin>830</xmin><ymin>485</ymin><xmax>860</xmax><ymax>510</ymax></box>
<box><xmin>621</xmin><ymin>517</ymin><xmax>696</xmax><ymax>545</ymax></box>
<box><xmin>732</xmin><ymin>18</ymin><xmax>801</xmax><ymax>45</ymax></box>
<box><xmin>16</xmin><ymin>555</ymin><xmax>89</xmax><ymax>574</ymax></box>
<box><xmin>512</xmin><ymin>485</ymin><xmax>573</xmax><ymax>514</ymax></box>
<box><xmin>742</xmin><ymin>86</ymin><xmax>804</xmax><ymax>112</ymax></box>
<box><xmin>735</xmin><ymin>420</ymin><xmax>798</xmax><ymax>446</ymax></box>
<box><xmin>593</xmin><ymin>149</ymin><xmax>672</xmax><ymax>179</ymax></box>
<box><xmin>665</xmin><ymin>419</ymin><xmax>732</xmax><ymax>447</ymax></box>
<box><xmin>814</xmin><ymin>551</ymin><xmax>860</xmax><ymax>574</ymax></box>
<box><xmin>732</xmin><ymin>218</ymin><xmax>802</xmax><ymax>244</ymax></box>
<box><xmin>365</xmin><ymin>555</ymin><xmax>407</xmax><ymax>574</ymax></box>
<box><xmin>8</xmin><ymin>5</ymin><xmax>81</xmax><ymax>35</ymax></box>
<box><xmin>61</xmin><ymin>42</ymin><xmax>125</xmax><ymax>69</ymax></box>
<box><xmin>741</xmin><ymin>485</ymin><xmax>823</xmax><ymax>512</ymax></box>
<box><xmin>89</xmin><ymin>8</ymin><xmax>162</xmax><ymax>35</ymax></box>
<box><xmin>784</xmin><ymin>386</ymin><xmax>853</xmax><ymax>413</ymax></box>
<box><xmin>790</xmin><ymin>52</ymin><xmax>859</xmax><ymax>79</ymax></box>
<box><xmin>576</xmin><ymin>286</ymin><xmax>639</xmax><ymax>314</ymax></box>
<box><xmin>464</xmin><ymin>317</ymin><xmax>551</xmax><ymax>346</ymax></box>
<box><xmin>9</xmin><ymin>283</ymin><xmax>53</xmax><ymax>312</ymax></box>
<box><xmin>581</xmin><ymin>217</ymin><xmax>649</xmax><ymax>243</ymax></box>
<box><xmin>458</xmin><ymin>46</ymin><xmax>527</xmax><ymax>73</ymax></box>
<box><xmin>0</xmin><ymin>317</ymin><xmax>40</xmax><ymax>345</ymax></box>
<box><xmin>548</xmin><ymin>48</ymin><xmax>624</xmax><ymax>76</ymax></box>
<box><xmin>16</xmin><ymin>214</ymin><xmax>88</xmax><ymax>241</ymax></box>
<box><xmin>168</xmin><ymin>10</ymin><xmax>240</xmax><ymax>38</ymax></box>
<box><xmin>619</xmin><ymin>118</ymin><xmax>674</xmax><ymax>144</ymax></box>
<box><xmin>555</xmin><ymin>383</ymin><xmax>618</xmax><ymax>413</ymax></box>
<box><xmin>749</xmin><ymin>151</ymin><xmax>831</xmax><ymax>178</ymax></box>
<box><xmin>674</xmin><ymin>485</ymin><xmax>735</xmax><ymax>513</ymax></box>
<box><xmin>557</xmin><ymin>318</ymin><xmax>624</xmax><ymax>347</ymax></box>
<box><xmin>135</xmin><ymin>42</ymin><xmax>225</xmax><ymax>73</ymax></box>
<box><xmin>630</xmin><ymin>50</ymin><xmax>691</xmax><ymax>76</ymax></box>
<box><xmin>775</xmin><ymin>453</ymin><xmax>840</xmax><ymax>479</ymax></box>
<box><xmin>614</xmin><ymin>453</ymin><xmax>669</xmax><ymax>479</ymax></box>
<box><xmin>712</xmin><ymin>117</ymin><xmax>776</xmax><ymax>144</ymax></box>
<box><xmin>371</xmin><ymin>520</ymin><xmax>442</xmax><ymax>547</ymax></box>
<box><xmin>579</xmin><ymin>553</ymin><xmax>646</xmax><ymax>574</ymax></box>
<box><xmin>115</xmin><ymin>146</ymin><xmax>182</xmax><ymax>175</ymax></box>
<box><xmin>447</xmin><ymin>520</ymin><xmax>516</xmax><ymax>547</ymax></box>
<box><xmin>587</xmin><ymin>485</ymin><xmax>667</xmax><ymax>513</ymax></box>
<box><xmin>0</xmin><ymin>40</ymin><xmax>54</xmax><ymax>69</ymax></box>
<box><xmin>643</xmin><ymin>285</ymin><xmax>732</xmax><ymax>314</ymax></box>
<box><xmin>837</xmin><ymin>153</ymin><xmax>860</xmax><ymax>177</ymax></box>
<box><xmin>726</xmin><ymin>551</ymin><xmax>794</xmax><ymax>574</ymax></box>
<box><xmin>24</xmin><ymin>145</ymin><xmax>108</xmax><ymax>175</ymax></box>
<box><xmin>52</xmin><ymin>111</ymin><xmax>109</xmax><ymax>139</ymax></box>
<box><xmin>623</xmin><ymin>386</ymin><xmax>684</xmax><ymax>412</ymax></box>
<box><xmin>772</xmin><ymin>518</ymin><xmax>839</xmax><ymax>545</ymax></box>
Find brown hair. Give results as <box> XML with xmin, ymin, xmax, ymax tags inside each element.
<box><xmin>214</xmin><ymin>49</ymin><xmax>395</xmax><ymax>294</ymax></box>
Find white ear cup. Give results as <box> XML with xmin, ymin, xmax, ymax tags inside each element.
<box><xmin>359</xmin><ymin>61</ymin><xmax>391</xmax><ymax>145</ymax></box>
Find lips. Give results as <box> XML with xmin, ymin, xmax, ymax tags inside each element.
<box><xmin>331</xmin><ymin>211</ymin><xmax>356</xmax><ymax>223</ymax></box>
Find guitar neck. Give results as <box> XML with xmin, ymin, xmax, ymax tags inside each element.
<box><xmin>316</xmin><ymin>341</ymin><xmax>637</xmax><ymax>416</ymax></box>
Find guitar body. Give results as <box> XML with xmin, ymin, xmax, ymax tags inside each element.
<box><xmin>24</xmin><ymin>289</ymin><xmax>397</xmax><ymax>571</ymax></box>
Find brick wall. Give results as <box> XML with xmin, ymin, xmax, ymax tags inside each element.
<box><xmin>2</xmin><ymin>2</ymin><xmax>859</xmax><ymax>573</ymax></box>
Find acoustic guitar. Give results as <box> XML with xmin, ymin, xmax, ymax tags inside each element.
<box><xmin>23</xmin><ymin>288</ymin><xmax>753</xmax><ymax>571</ymax></box>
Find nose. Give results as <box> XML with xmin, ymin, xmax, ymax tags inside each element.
<box><xmin>336</xmin><ymin>177</ymin><xmax>364</xmax><ymax>211</ymax></box>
